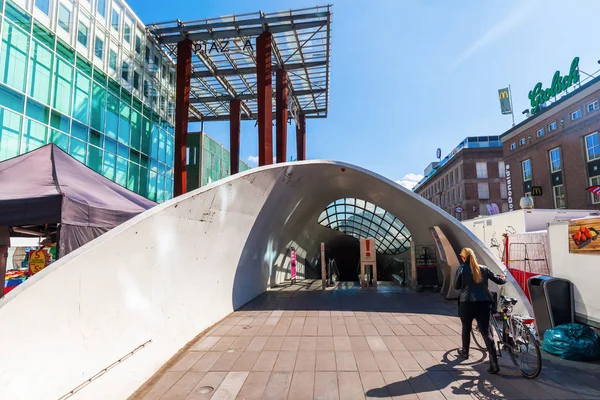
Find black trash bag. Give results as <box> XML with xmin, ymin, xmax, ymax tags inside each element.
<box><xmin>542</xmin><ymin>323</ymin><xmax>600</xmax><ymax>361</ymax></box>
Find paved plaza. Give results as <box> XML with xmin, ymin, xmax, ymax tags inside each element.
<box><xmin>132</xmin><ymin>281</ymin><xmax>600</xmax><ymax>400</ymax></box>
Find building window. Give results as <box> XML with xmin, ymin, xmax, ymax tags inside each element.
<box><xmin>522</xmin><ymin>159</ymin><xmax>532</xmax><ymax>181</ymax></box>
<box><xmin>500</xmin><ymin>182</ymin><xmax>507</xmax><ymax>199</ymax></box>
<box><xmin>109</xmin><ymin>50</ymin><xmax>117</xmax><ymax>71</ymax></box>
<box><xmin>498</xmin><ymin>161</ymin><xmax>505</xmax><ymax>178</ymax></box>
<box><xmin>77</xmin><ymin>22</ymin><xmax>88</xmax><ymax>47</ymax></box>
<box><xmin>35</xmin><ymin>0</ymin><xmax>50</xmax><ymax>15</ymax></box>
<box><xmin>133</xmin><ymin>71</ymin><xmax>140</xmax><ymax>90</ymax></box>
<box><xmin>478</xmin><ymin>182</ymin><xmax>490</xmax><ymax>200</ymax></box>
<box><xmin>591</xmin><ymin>176</ymin><xmax>600</xmax><ymax>204</ymax></box>
<box><xmin>548</xmin><ymin>121</ymin><xmax>557</xmax><ymax>131</ymax></box>
<box><xmin>145</xmin><ymin>46</ymin><xmax>151</xmax><ymax>63</ymax></box>
<box><xmin>476</xmin><ymin>162</ymin><xmax>488</xmax><ymax>179</ymax></box>
<box><xmin>549</xmin><ymin>147</ymin><xmax>561</xmax><ymax>173</ymax></box>
<box><xmin>586</xmin><ymin>132</ymin><xmax>600</xmax><ymax>162</ymax></box>
<box><xmin>510</xmin><ymin>143</ymin><xmax>516</xmax><ymax>151</ymax></box>
<box><xmin>588</xmin><ymin>100</ymin><xmax>599</xmax><ymax>113</ymax></box>
<box><xmin>97</xmin><ymin>0</ymin><xmax>106</xmax><ymax>18</ymax></box>
<box><xmin>121</xmin><ymin>62</ymin><xmax>129</xmax><ymax>81</ymax></box>
<box><xmin>135</xmin><ymin>35</ymin><xmax>142</xmax><ymax>54</ymax></box>
<box><xmin>111</xmin><ymin>9</ymin><xmax>120</xmax><ymax>32</ymax></box>
<box><xmin>94</xmin><ymin>37</ymin><xmax>104</xmax><ymax>60</ymax></box>
<box><xmin>571</xmin><ymin>109</ymin><xmax>582</xmax><ymax>121</ymax></box>
<box><xmin>58</xmin><ymin>4</ymin><xmax>71</xmax><ymax>32</ymax></box>
<box><xmin>124</xmin><ymin>24</ymin><xmax>131</xmax><ymax>44</ymax></box>
<box><xmin>553</xmin><ymin>185</ymin><xmax>566</xmax><ymax>209</ymax></box>
<box><xmin>519</xmin><ymin>138</ymin><xmax>526</xmax><ymax>146</ymax></box>
<box><xmin>537</xmin><ymin>128</ymin><xmax>545</xmax><ymax>137</ymax></box>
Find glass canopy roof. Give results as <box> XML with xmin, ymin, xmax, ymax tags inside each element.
<box><xmin>317</xmin><ymin>198</ymin><xmax>412</xmax><ymax>255</ymax></box>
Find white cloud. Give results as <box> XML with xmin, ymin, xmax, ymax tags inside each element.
<box><xmin>396</xmin><ymin>173</ymin><xmax>424</xmax><ymax>191</ymax></box>
<box><xmin>247</xmin><ymin>155</ymin><xmax>258</xmax><ymax>166</ymax></box>
<box><xmin>451</xmin><ymin>1</ymin><xmax>538</xmax><ymax>69</ymax></box>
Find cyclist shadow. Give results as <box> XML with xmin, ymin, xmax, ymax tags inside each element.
<box><xmin>365</xmin><ymin>349</ymin><xmax>509</xmax><ymax>400</ymax></box>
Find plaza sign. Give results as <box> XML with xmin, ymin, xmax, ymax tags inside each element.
<box><xmin>193</xmin><ymin>39</ymin><xmax>254</xmax><ymax>56</ymax></box>
<box><xmin>528</xmin><ymin>57</ymin><xmax>580</xmax><ymax>114</ymax></box>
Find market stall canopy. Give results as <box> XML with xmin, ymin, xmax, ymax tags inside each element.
<box><xmin>0</xmin><ymin>144</ymin><xmax>156</xmax><ymax>257</ymax></box>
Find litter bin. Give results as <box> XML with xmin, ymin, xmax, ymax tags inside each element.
<box><xmin>528</xmin><ymin>276</ymin><xmax>574</xmax><ymax>337</ymax></box>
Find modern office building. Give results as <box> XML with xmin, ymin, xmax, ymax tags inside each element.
<box><xmin>413</xmin><ymin>136</ymin><xmax>508</xmax><ymax>220</ymax></box>
<box><xmin>500</xmin><ymin>58</ymin><xmax>600</xmax><ymax>211</ymax></box>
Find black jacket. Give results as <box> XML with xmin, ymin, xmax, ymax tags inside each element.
<box><xmin>453</xmin><ymin>264</ymin><xmax>506</xmax><ymax>303</ymax></box>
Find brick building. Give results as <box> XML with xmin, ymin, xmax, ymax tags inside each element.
<box><xmin>413</xmin><ymin>137</ymin><xmax>507</xmax><ymax>220</ymax></box>
<box><xmin>501</xmin><ymin>76</ymin><xmax>600</xmax><ymax>211</ymax></box>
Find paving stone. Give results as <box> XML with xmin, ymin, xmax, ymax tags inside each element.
<box><xmin>235</xmin><ymin>371</ymin><xmax>270</xmax><ymax>400</ymax></box>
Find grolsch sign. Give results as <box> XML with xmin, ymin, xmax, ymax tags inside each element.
<box><xmin>505</xmin><ymin>164</ymin><xmax>514</xmax><ymax>211</ymax></box>
<box><xmin>528</xmin><ymin>57</ymin><xmax>580</xmax><ymax>114</ymax></box>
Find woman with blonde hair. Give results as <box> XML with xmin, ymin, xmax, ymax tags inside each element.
<box><xmin>453</xmin><ymin>247</ymin><xmax>507</xmax><ymax>374</ymax></box>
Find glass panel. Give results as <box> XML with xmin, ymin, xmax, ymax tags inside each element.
<box><xmin>87</xmin><ymin>145</ymin><xmax>102</xmax><ymax>173</ymax></box>
<box><xmin>111</xmin><ymin>8</ymin><xmax>120</xmax><ymax>32</ymax></box>
<box><xmin>106</xmin><ymin>94</ymin><xmax>118</xmax><ymax>140</ymax></box>
<box><xmin>102</xmin><ymin>151</ymin><xmax>116</xmax><ymax>180</ymax></box>
<box><xmin>32</xmin><ymin>22</ymin><xmax>55</xmax><ymax>49</ymax></box>
<box><xmin>53</xmin><ymin>58</ymin><xmax>73</xmax><ymax>115</ymax></box>
<box><xmin>69</xmin><ymin>137</ymin><xmax>86</xmax><ymax>163</ymax></box>
<box><xmin>35</xmin><ymin>0</ymin><xmax>50</xmax><ymax>15</ymax></box>
<box><xmin>0</xmin><ymin>107</ymin><xmax>22</xmax><ymax>161</ymax></box>
<box><xmin>91</xmin><ymin>83</ymin><xmax>106</xmax><ymax>131</ymax></box>
<box><xmin>128</xmin><ymin>163</ymin><xmax>139</xmax><ymax>192</ymax></box>
<box><xmin>22</xmin><ymin>118</ymin><xmax>47</xmax><ymax>152</ymax></box>
<box><xmin>118</xmin><ymin>102</ymin><xmax>130</xmax><ymax>145</ymax></box>
<box><xmin>50</xmin><ymin>129</ymin><xmax>68</xmax><ymax>152</ymax></box>
<box><xmin>0</xmin><ymin>21</ymin><xmax>29</xmax><ymax>92</ymax></box>
<box><xmin>94</xmin><ymin>36</ymin><xmax>103</xmax><ymax>60</ymax></box>
<box><xmin>97</xmin><ymin>0</ymin><xmax>106</xmax><ymax>18</ymax></box>
<box><xmin>0</xmin><ymin>83</ymin><xmax>24</xmax><ymax>113</ymax></box>
<box><xmin>73</xmin><ymin>71</ymin><xmax>90</xmax><ymax>123</ymax></box>
<box><xmin>166</xmin><ymin>134</ymin><xmax>173</xmax><ymax>167</ymax></box>
<box><xmin>116</xmin><ymin>156</ymin><xmax>127</xmax><ymax>186</ymax></box>
<box><xmin>56</xmin><ymin>38</ymin><xmax>75</xmax><ymax>64</ymax></box>
<box><xmin>141</xmin><ymin>117</ymin><xmax>151</xmax><ymax>154</ymax></box>
<box><xmin>89</xmin><ymin>129</ymin><xmax>102</xmax><ymax>147</ymax></box>
<box><xmin>26</xmin><ymin>98</ymin><xmax>49</xmax><ymax>123</ymax></box>
<box><xmin>104</xmin><ymin>136</ymin><xmax>116</xmax><ymax>154</ymax></box>
<box><xmin>130</xmin><ymin>110</ymin><xmax>141</xmax><ymax>150</ymax></box>
<box><xmin>29</xmin><ymin>40</ymin><xmax>53</xmax><ymax>105</ymax></box>
<box><xmin>139</xmin><ymin>166</ymin><xmax>148</xmax><ymax>197</ymax></box>
<box><xmin>58</xmin><ymin>4</ymin><xmax>70</xmax><ymax>32</ymax></box>
<box><xmin>124</xmin><ymin>24</ymin><xmax>131</xmax><ymax>44</ymax></box>
<box><xmin>70</xmin><ymin>120</ymin><xmax>88</xmax><ymax>140</ymax></box>
<box><xmin>5</xmin><ymin>0</ymin><xmax>31</xmax><ymax>31</ymax></box>
<box><xmin>77</xmin><ymin>22</ymin><xmax>88</xmax><ymax>47</ymax></box>
<box><xmin>121</xmin><ymin>61</ymin><xmax>129</xmax><ymax>81</ymax></box>
<box><xmin>109</xmin><ymin>49</ymin><xmax>117</xmax><ymax>71</ymax></box>
<box><xmin>117</xmin><ymin>143</ymin><xmax>128</xmax><ymax>158</ymax></box>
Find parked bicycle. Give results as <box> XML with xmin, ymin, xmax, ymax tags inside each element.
<box><xmin>472</xmin><ymin>295</ymin><xmax>542</xmax><ymax>378</ymax></box>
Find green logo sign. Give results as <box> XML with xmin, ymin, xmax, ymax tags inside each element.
<box><xmin>528</xmin><ymin>57</ymin><xmax>580</xmax><ymax>114</ymax></box>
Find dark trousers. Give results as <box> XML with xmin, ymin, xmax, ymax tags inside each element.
<box><xmin>458</xmin><ymin>301</ymin><xmax>497</xmax><ymax>359</ymax></box>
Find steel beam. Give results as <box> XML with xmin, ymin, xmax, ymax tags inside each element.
<box><xmin>191</xmin><ymin>61</ymin><xmax>326</xmax><ymax>79</ymax></box>
<box><xmin>230</xmin><ymin>99</ymin><xmax>241</xmax><ymax>175</ymax></box>
<box><xmin>158</xmin><ymin>20</ymin><xmax>327</xmax><ymax>44</ymax></box>
<box><xmin>190</xmin><ymin>88</ymin><xmax>325</xmax><ymax>104</ymax></box>
<box><xmin>257</xmin><ymin>32</ymin><xmax>273</xmax><ymax>167</ymax></box>
<box><xmin>276</xmin><ymin>70</ymin><xmax>288</xmax><ymax>163</ymax></box>
<box><xmin>194</xmin><ymin>108</ymin><xmax>327</xmax><ymax>121</ymax></box>
<box><xmin>174</xmin><ymin>39</ymin><xmax>192</xmax><ymax>197</ymax></box>
<box><xmin>296</xmin><ymin>113</ymin><xmax>306</xmax><ymax>161</ymax></box>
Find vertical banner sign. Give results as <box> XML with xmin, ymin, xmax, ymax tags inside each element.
<box><xmin>28</xmin><ymin>249</ymin><xmax>48</xmax><ymax>275</ymax></box>
<box><xmin>290</xmin><ymin>248</ymin><xmax>296</xmax><ymax>283</ymax></box>
<box><xmin>321</xmin><ymin>242</ymin><xmax>326</xmax><ymax>290</ymax></box>
<box><xmin>498</xmin><ymin>88</ymin><xmax>512</xmax><ymax>114</ymax></box>
<box><xmin>506</xmin><ymin>164</ymin><xmax>514</xmax><ymax>211</ymax></box>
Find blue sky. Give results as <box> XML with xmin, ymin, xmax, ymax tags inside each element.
<box><xmin>130</xmin><ymin>0</ymin><xmax>600</xmax><ymax>188</ymax></box>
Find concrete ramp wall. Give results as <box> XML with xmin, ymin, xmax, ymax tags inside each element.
<box><xmin>0</xmin><ymin>161</ymin><xmax>530</xmax><ymax>400</ymax></box>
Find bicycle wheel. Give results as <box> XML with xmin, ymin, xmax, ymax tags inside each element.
<box><xmin>471</xmin><ymin>320</ymin><xmax>486</xmax><ymax>350</ymax></box>
<box><xmin>508</xmin><ymin>326</ymin><xmax>542</xmax><ymax>379</ymax></box>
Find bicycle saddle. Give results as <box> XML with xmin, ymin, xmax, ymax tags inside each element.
<box><xmin>501</xmin><ymin>295</ymin><xmax>518</xmax><ymax>305</ymax></box>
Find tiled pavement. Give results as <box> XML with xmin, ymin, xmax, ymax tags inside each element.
<box><xmin>133</xmin><ymin>280</ymin><xmax>600</xmax><ymax>400</ymax></box>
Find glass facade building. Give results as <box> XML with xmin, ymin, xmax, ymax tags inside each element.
<box><xmin>0</xmin><ymin>0</ymin><xmax>176</xmax><ymax>201</ymax></box>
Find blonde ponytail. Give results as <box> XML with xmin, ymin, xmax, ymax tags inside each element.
<box><xmin>460</xmin><ymin>248</ymin><xmax>482</xmax><ymax>283</ymax></box>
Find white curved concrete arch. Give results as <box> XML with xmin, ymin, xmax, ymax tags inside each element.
<box><xmin>0</xmin><ymin>160</ymin><xmax>530</xmax><ymax>400</ymax></box>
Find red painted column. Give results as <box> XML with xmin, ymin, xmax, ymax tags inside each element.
<box><xmin>230</xmin><ymin>99</ymin><xmax>241</xmax><ymax>175</ymax></box>
<box><xmin>296</xmin><ymin>113</ymin><xmax>306</xmax><ymax>161</ymax></box>
<box><xmin>174</xmin><ymin>39</ymin><xmax>192</xmax><ymax>196</ymax></box>
<box><xmin>256</xmin><ymin>32</ymin><xmax>273</xmax><ymax>166</ymax></box>
<box><xmin>275</xmin><ymin>69</ymin><xmax>288</xmax><ymax>163</ymax></box>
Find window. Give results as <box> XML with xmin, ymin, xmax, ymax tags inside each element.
<box><xmin>78</xmin><ymin>22</ymin><xmax>88</xmax><ymax>47</ymax></box>
<box><xmin>591</xmin><ymin>176</ymin><xmax>600</xmax><ymax>204</ymax></box>
<box><xmin>548</xmin><ymin>121</ymin><xmax>557</xmax><ymax>131</ymax></box>
<box><xmin>58</xmin><ymin>4</ymin><xmax>71</xmax><ymax>32</ymax></box>
<box><xmin>510</xmin><ymin>143</ymin><xmax>516</xmax><ymax>151</ymax></box>
<box><xmin>133</xmin><ymin>71</ymin><xmax>140</xmax><ymax>89</ymax></box>
<box><xmin>97</xmin><ymin>0</ymin><xmax>106</xmax><ymax>17</ymax></box>
<box><xmin>500</xmin><ymin>183</ymin><xmax>507</xmax><ymax>199</ymax></box>
<box><xmin>522</xmin><ymin>159</ymin><xmax>532</xmax><ymax>181</ymax></box>
<box><xmin>478</xmin><ymin>182</ymin><xmax>490</xmax><ymax>200</ymax></box>
<box><xmin>135</xmin><ymin>35</ymin><xmax>142</xmax><ymax>54</ymax></box>
<box><xmin>124</xmin><ymin>24</ymin><xmax>131</xmax><ymax>44</ymax></box>
<box><xmin>109</xmin><ymin>50</ymin><xmax>117</xmax><ymax>71</ymax></box>
<box><xmin>476</xmin><ymin>162</ymin><xmax>488</xmax><ymax>179</ymax></box>
<box><xmin>549</xmin><ymin>147</ymin><xmax>561</xmax><ymax>173</ymax></box>
<box><xmin>553</xmin><ymin>185</ymin><xmax>566</xmax><ymax>209</ymax></box>
<box><xmin>111</xmin><ymin>9</ymin><xmax>120</xmax><ymax>31</ymax></box>
<box><xmin>519</xmin><ymin>138</ymin><xmax>526</xmax><ymax>146</ymax></box>
<box><xmin>35</xmin><ymin>0</ymin><xmax>50</xmax><ymax>15</ymax></box>
<box><xmin>537</xmin><ymin>128</ymin><xmax>545</xmax><ymax>137</ymax></box>
<box><xmin>499</xmin><ymin>161</ymin><xmax>505</xmax><ymax>178</ymax></box>
<box><xmin>571</xmin><ymin>109</ymin><xmax>582</xmax><ymax>121</ymax></box>
<box><xmin>94</xmin><ymin>37</ymin><xmax>104</xmax><ymax>60</ymax></box>
<box><xmin>145</xmin><ymin>46</ymin><xmax>150</xmax><ymax>63</ymax></box>
<box><xmin>588</xmin><ymin>100</ymin><xmax>599</xmax><ymax>113</ymax></box>
<box><xmin>121</xmin><ymin>62</ymin><xmax>129</xmax><ymax>81</ymax></box>
<box><xmin>586</xmin><ymin>133</ymin><xmax>600</xmax><ymax>162</ymax></box>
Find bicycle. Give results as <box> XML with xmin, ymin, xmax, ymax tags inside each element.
<box><xmin>471</xmin><ymin>295</ymin><xmax>542</xmax><ymax>379</ymax></box>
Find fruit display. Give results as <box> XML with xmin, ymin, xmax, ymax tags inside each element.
<box><xmin>572</xmin><ymin>226</ymin><xmax>598</xmax><ymax>248</ymax></box>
